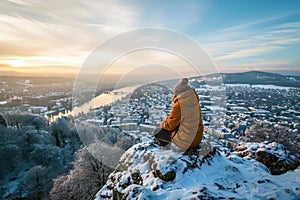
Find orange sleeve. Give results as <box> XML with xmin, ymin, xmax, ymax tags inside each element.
<box><xmin>160</xmin><ymin>100</ymin><xmax>181</xmax><ymax>131</ymax></box>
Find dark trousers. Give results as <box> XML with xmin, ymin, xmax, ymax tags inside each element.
<box><xmin>153</xmin><ymin>128</ymin><xmax>172</xmax><ymax>146</ymax></box>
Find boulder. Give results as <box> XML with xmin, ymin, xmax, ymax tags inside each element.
<box><xmin>232</xmin><ymin>142</ymin><xmax>300</xmax><ymax>175</ymax></box>
<box><xmin>95</xmin><ymin>139</ymin><xmax>300</xmax><ymax>200</ymax></box>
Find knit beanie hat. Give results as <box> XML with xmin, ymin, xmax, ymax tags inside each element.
<box><xmin>173</xmin><ymin>78</ymin><xmax>192</xmax><ymax>96</ymax></box>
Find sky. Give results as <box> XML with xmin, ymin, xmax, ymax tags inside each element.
<box><xmin>0</xmin><ymin>0</ymin><xmax>300</xmax><ymax>78</ymax></box>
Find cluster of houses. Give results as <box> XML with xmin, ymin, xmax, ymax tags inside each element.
<box><xmin>2</xmin><ymin>78</ymin><xmax>299</xmax><ymax>150</ymax></box>
<box><xmin>0</xmin><ymin>78</ymin><xmax>73</xmax><ymax>121</ymax></box>
<box><xmin>82</xmin><ymin>84</ymin><xmax>172</xmax><ymax>138</ymax></box>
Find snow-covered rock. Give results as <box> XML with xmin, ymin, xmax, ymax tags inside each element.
<box><xmin>232</xmin><ymin>142</ymin><xmax>300</xmax><ymax>175</ymax></box>
<box><xmin>95</xmin><ymin>139</ymin><xmax>300</xmax><ymax>200</ymax></box>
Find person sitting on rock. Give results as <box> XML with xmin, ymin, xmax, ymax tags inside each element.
<box><xmin>154</xmin><ymin>78</ymin><xmax>204</xmax><ymax>150</ymax></box>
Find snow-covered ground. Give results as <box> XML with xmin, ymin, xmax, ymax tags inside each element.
<box><xmin>96</xmin><ymin>138</ymin><xmax>300</xmax><ymax>200</ymax></box>
<box><xmin>0</xmin><ymin>101</ymin><xmax>7</xmax><ymax>105</ymax></box>
<box><xmin>225</xmin><ymin>84</ymin><xmax>298</xmax><ymax>90</ymax></box>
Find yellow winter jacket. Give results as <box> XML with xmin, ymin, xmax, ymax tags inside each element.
<box><xmin>160</xmin><ymin>89</ymin><xmax>203</xmax><ymax>149</ymax></box>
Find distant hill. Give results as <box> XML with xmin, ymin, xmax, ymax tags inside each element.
<box><xmin>188</xmin><ymin>71</ymin><xmax>300</xmax><ymax>88</ymax></box>
<box><xmin>0</xmin><ymin>76</ymin><xmax>74</xmax><ymax>86</ymax></box>
<box><xmin>221</xmin><ymin>71</ymin><xmax>300</xmax><ymax>88</ymax></box>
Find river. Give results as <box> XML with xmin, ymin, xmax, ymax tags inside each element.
<box><xmin>45</xmin><ymin>85</ymin><xmax>138</xmax><ymax>122</ymax></box>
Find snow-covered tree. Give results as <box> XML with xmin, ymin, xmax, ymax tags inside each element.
<box><xmin>0</xmin><ymin>114</ymin><xmax>81</xmax><ymax>199</ymax></box>
<box><xmin>25</xmin><ymin>165</ymin><xmax>50</xmax><ymax>200</ymax></box>
<box><xmin>49</xmin><ymin>147</ymin><xmax>113</xmax><ymax>200</ymax></box>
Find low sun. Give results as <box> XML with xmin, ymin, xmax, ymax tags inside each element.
<box><xmin>7</xmin><ymin>59</ymin><xmax>26</xmax><ymax>67</ymax></box>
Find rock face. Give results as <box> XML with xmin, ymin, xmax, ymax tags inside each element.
<box><xmin>95</xmin><ymin>139</ymin><xmax>300</xmax><ymax>200</ymax></box>
<box><xmin>232</xmin><ymin>142</ymin><xmax>300</xmax><ymax>175</ymax></box>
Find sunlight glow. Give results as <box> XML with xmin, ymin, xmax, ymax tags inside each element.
<box><xmin>6</xmin><ymin>59</ymin><xmax>27</xmax><ymax>67</ymax></box>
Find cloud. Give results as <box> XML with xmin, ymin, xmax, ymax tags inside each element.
<box><xmin>133</xmin><ymin>0</ymin><xmax>209</xmax><ymax>30</ymax></box>
<box><xmin>197</xmin><ymin>11</ymin><xmax>300</xmax><ymax>75</ymax></box>
<box><xmin>0</xmin><ymin>0</ymin><xmax>216</xmax><ymax>78</ymax></box>
<box><xmin>0</xmin><ymin>0</ymin><xmax>140</xmax><ymax>73</ymax></box>
<box><xmin>0</xmin><ymin>0</ymin><xmax>139</xmax><ymax>28</ymax></box>
<box><xmin>1</xmin><ymin>0</ymin><xmax>299</xmax><ymax>77</ymax></box>
<box><xmin>214</xmin><ymin>46</ymin><xmax>280</xmax><ymax>61</ymax></box>
<box><xmin>202</xmin><ymin>13</ymin><xmax>300</xmax><ymax>62</ymax></box>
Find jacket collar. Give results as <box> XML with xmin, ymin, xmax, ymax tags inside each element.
<box><xmin>172</xmin><ymin>88</ymin><xmax>195</xmax><ymax>102</ymax></box>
